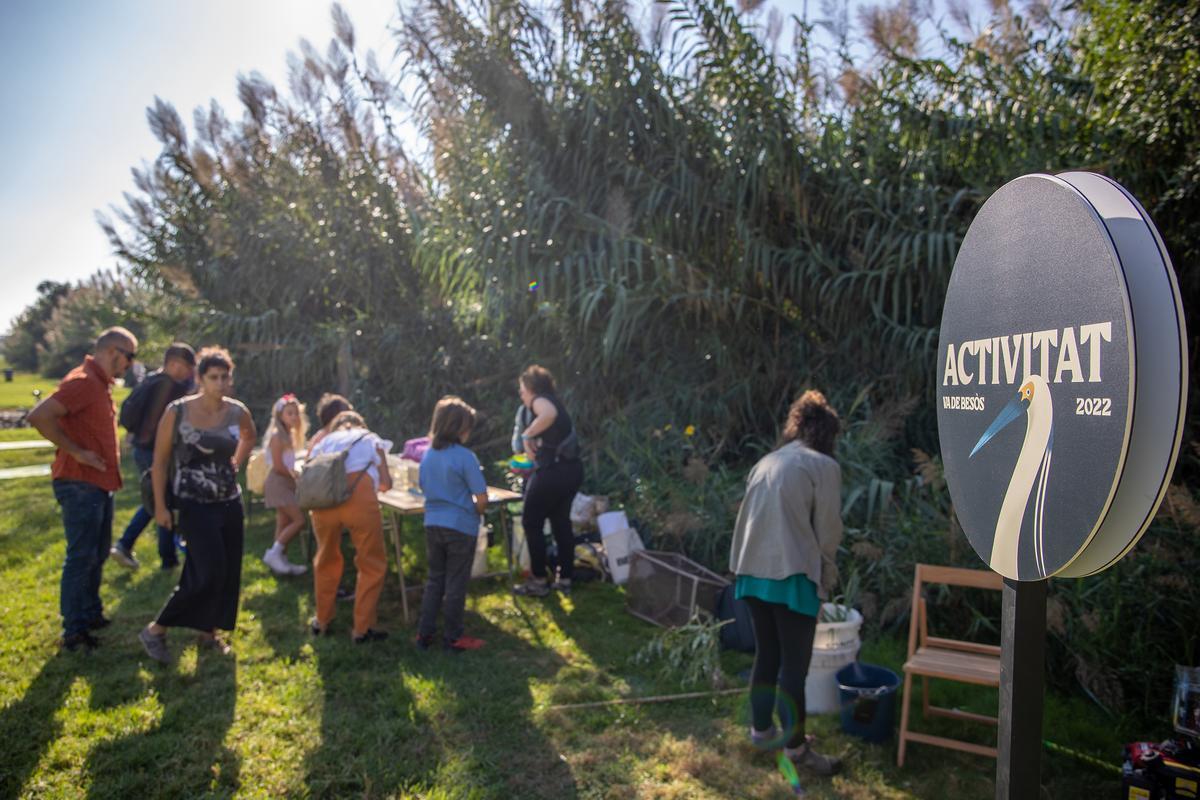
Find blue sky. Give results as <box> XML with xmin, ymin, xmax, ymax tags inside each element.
<box><xmin>0</xmin><ymin>0</ymin><xmax>962</xmax><ymax>332</ymax></box>
<box><xmin>0</xmin><ymin>0</ymin><xmax>397</xmax><ymax>330</ymax></box>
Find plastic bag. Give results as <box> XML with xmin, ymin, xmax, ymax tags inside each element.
<box><xmin>1173</xmin><ymin>664</ymin><xmax>1200</xmax><ymax>737</ymax></box>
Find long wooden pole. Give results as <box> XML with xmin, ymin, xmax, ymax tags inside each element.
<box><xmin>545</xmin><ymin>688</ymin><xmax>744</xmax><ymax>711</ymax></box>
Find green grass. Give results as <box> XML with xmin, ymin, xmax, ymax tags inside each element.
<box><xmin>0</xmin><ymin>369</ymin><xmax>130</xmax><ymax>410</ymax></box>
<box><xmin>0</xmin><ymin>456</ymin><xmax>1131</xmax><ymax>798</ymax></box>
<box><xmin>0</xmin><ymin>370</ymin><xmax>59</xmax><ymax>410</ymax></box>
<box><xmin>0</xmin><ymin>427</ymin><xmax>52</xmax><ymax>471</ymax></box>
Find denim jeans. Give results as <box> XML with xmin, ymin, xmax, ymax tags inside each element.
<box><xmin>53</xmin><ymin>479</ymin><xmax>114</xmax><ymax>637</ymax></box>
<box><xmin>417</xmin><ymin>526</ymin><xmax>476</xmax><ymax>643</ymax></box>
<box><xmin>116</xmin><ymin>445</ymin><xmax>178</xmax><ymax>567</ymax></box>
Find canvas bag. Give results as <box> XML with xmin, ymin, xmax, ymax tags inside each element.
<box><xmin>245</xmin><ymin>448</ymin><xmax>269</xmax><ymax>495</ymax></box>
<box><xmin>296</xmin><ymin>433</ymin><xmax>369</xmax><ymax>510</ymax></box>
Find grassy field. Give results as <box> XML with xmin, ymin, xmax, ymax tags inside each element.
<box><xmin>0</xmin><ymin>427</ymin><xmax>53</xmax><ymax>477</ymax></box>
<box><xmin>0</xmin><ymin>369</ymin><xmax>130</xmax><ymax>410</ymax></box>
<box><xmin>0</xmin><ymin>452</ymin><xmax>1131</xmax><ymax>798</ymax></box>
<box><xmin>0</xmin><ymin>370</ymin><xmax>61</xmax><ymax>410</ymax></box>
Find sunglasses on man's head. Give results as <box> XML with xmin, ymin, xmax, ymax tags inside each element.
<box><xmin>115</xmin><ymin>347</ymin><xmax>137</xmax><ymax>362</ymax></box>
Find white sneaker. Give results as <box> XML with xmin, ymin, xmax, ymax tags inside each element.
<box><xmin>287</xmin><ymin>561</ymin><xmax>308</xmax><ymax>575</ymax></box>
<box><xmin>262</xmin><ymin>547</ymin><xmax>293</xmax><ymax>576</ymax></box>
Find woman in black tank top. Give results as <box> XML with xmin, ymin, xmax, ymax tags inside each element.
<box><xmin>513</xmin><ymin>365</ymin><xmax>584</xmax><ymax>597</ymax></box>
<box><xmin>139</xmin><ymin>347</ymin><xmax>256</xmax><ymax>663</ymax></box>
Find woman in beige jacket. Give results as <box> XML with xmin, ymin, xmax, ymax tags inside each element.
<box><xmin>729</xmin><ymin>390</ymin><xmax>844</xmax><ymax>777</ymax></box>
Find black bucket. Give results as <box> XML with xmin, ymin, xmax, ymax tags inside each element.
<box><xmin>836</xmin><ymin>662</ymin><xmax>900</xmax><ymax>743</ymax></box>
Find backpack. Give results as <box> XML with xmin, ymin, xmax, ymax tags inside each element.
<box><xmin>119</xmin><ymin>371</ymin><xmax>163</xmax><ymax>432</ymax></box>
<box><xmin>296</xmin><ymin>434</ymin><xmax>370</xmax><ymax>510</ymax></box>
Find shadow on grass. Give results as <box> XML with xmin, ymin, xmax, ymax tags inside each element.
<box><xmin>0</xmin><ymin>550</ymin><xmax>201</xmax><ymax>797</ymax></box>
<box><xmin>83</xmin><ymin>655</ymin><xmax>240</xmax><ymax>798</ymax></box>
<box><xmin>397</xmin><ymin>605</ymin><xmax>578</xmax><ymax>799</ymax></box>
<box><xmin>0</xmin><ymin>476</ymin><xmax>151</xmax><ymax>796</ymax></box>
<box><xmin>0</xmin><ymin>649</ymin><xmax>140</xmax><ymax>797</ymax></box>
<box><xmin>241</xmin><ymin>571</ymin><xmax>311</xmax><ymax>659</ymax></box>
<box><xmin>293</xmin><ymin>578</ymin><xmax>577</xmax><ymax>799</ymax></box>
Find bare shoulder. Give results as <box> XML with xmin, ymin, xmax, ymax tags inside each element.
<box><xmin>224</xmin><ymin>397</ymin><xmax>251</xmax><ymax>416</ymax></box>
<box><xmin>532</xmin><ymin>396</ymin><xmax>557</xmax><ymax>415</ymax></box>
<box><xmin>164</xmin><ymin>395</ymin><xmax>191</xmax><ymax>417</ymax></box>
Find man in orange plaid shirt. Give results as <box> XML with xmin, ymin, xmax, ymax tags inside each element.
<box><xmin>28</xmin><ymin>326</ymin><xmax>138</xmax><ymax>651</ymax></box>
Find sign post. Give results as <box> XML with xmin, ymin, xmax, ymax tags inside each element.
<box><xmin>996</xmin><ymin>578</ymin><xmax>1046</xmax><ymax>798</ymax></box>
<box><xmin>936</xmin><ymin>172</ymin><xmax>1187</xmax><ymax>798</ymax></box>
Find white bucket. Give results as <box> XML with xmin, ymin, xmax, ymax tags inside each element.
<box><xmin>601</xmin><ymin>527</ymin><xmax>644</xmax><ymax>584</ymax></box>
<box><xmin>813</xmin><ymin>604</ymin><xmax>864</xmax><ymax>650</ymax></box>
<box><xmin>805</xmin><ymin>641</ymin><xmax>861</xmax><ymax>714</ymax></box>
<box><xmin>510</xmin><ymin>517</ymin><xmax>531</xmax><ymax>574</ymax></box>
<box><xmin>470</xmin><ymin>526</ymin><xmax>490</xmax><ymax>577</ymax></box>
<box><xmin>597</xmin><ymin>510</ymin><xmax>630</xmax><ymax>538</ymax></box>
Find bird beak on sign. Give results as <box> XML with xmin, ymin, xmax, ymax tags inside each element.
<box><xmin>970</xmin><ymin>394</ymin><xmax>1030</xmax><ymax>459</ymax></box>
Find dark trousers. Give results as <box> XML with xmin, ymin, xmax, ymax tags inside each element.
<box><xmin>745</xmin><ymin>596</ymin><xmax>818</xmax><ymax>748</ymax></box>
<box><xmin>417</xmin><ymin>526</ymin><xmax>476</xmax><ymax>643</ymax></box>
<box><xmin>155</xmin><ymin>499</ymin><xmax>244</xmax><ymax>632</ymax></box>
<box><xmin>52</xmin><ymin>480</ymin><xmax>113</xmax><ymax>637</ymax></box>
<box><xmin>117</xmin><ymin>445</ymin><xmax>178</xmax><ymax>567</ymax></box>
<box><xmin>523</xmin><ymin>459</ymin><xmax>583</xmax><ymax>581</ymax></box>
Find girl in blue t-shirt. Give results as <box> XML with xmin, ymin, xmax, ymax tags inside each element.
<box><xmin>416</xmin><ymin>396</ymin><xmax>489</xmax><ymax>653</ymax></box>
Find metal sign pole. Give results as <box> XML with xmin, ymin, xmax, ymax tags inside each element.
<box><xmin>996</xmin><ymin>577</ymin><xmax>1047</xmax><ymax>799</ymax></box>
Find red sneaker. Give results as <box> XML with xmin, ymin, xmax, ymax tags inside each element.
<box><xmin>445</xmin><ymin>636</ymin><xmax>485</xmax><ymax>652</ymax></box>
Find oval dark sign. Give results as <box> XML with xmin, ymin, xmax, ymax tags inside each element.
<box><xmin>937</xmin><ymin>172</ymin><xmax>1187</xmax><ymax>581</ymax></box>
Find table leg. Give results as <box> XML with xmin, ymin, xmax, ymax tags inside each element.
<box><xmin>386</xmin><ymin>509</ymin><xmax>409</xmax><ymax>624</ymax></box>
<box><xmin>500</xmin><ymin>504</ymin><xmax>514</xmax><ymax>580</ymax></box>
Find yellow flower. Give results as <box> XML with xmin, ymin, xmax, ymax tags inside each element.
<box><xmin>664</xmin><ymin>424</ymin><xmax>672</xmax><ymax>432</ymax></box>
<box><xmin>684</xmin><ymin>425</ymin><xmax>695</xmax><ymax>437</ymax></box>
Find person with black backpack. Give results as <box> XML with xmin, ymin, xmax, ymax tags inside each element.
<box><xmin>511</xmin><ymin>365</ymin><xmax>584</xmax><ymax>598</ymax></box>
<box><xmin>111</xmin><ymin>342</ymin><xmax>195</xmax><ymax>570</ymax></box>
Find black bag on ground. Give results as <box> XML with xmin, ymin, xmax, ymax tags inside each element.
<box><xmin>716</xmin><ymin>584</ymin><xmax>756</xmax><ymax>653</ymax></box>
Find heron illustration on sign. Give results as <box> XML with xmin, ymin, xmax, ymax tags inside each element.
<box><xmin>969</xmin><ymin>374</ymin><xmax>1054</xmax><ymax>579</ymax></box>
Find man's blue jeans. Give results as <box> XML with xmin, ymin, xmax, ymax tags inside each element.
<box><xmin>52</xmin><ymin>479</ymin><xmax>113</xmax><ymax>637</ymax></box>
<box><xmin>116</xmin><ymin>445</ymin><xmax>178</xmax><ymax>567</ymax></box>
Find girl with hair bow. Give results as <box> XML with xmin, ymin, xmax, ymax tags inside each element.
<box><xmin>262</xmin><ymin>393</ymin><xmax>309</xmax><ymax>576</ymax></box>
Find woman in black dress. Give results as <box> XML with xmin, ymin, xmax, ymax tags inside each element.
<box><xmin>138</xmin><ymin>347</ymin><xmax>255</xmax><ymax>662</ymax></box>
